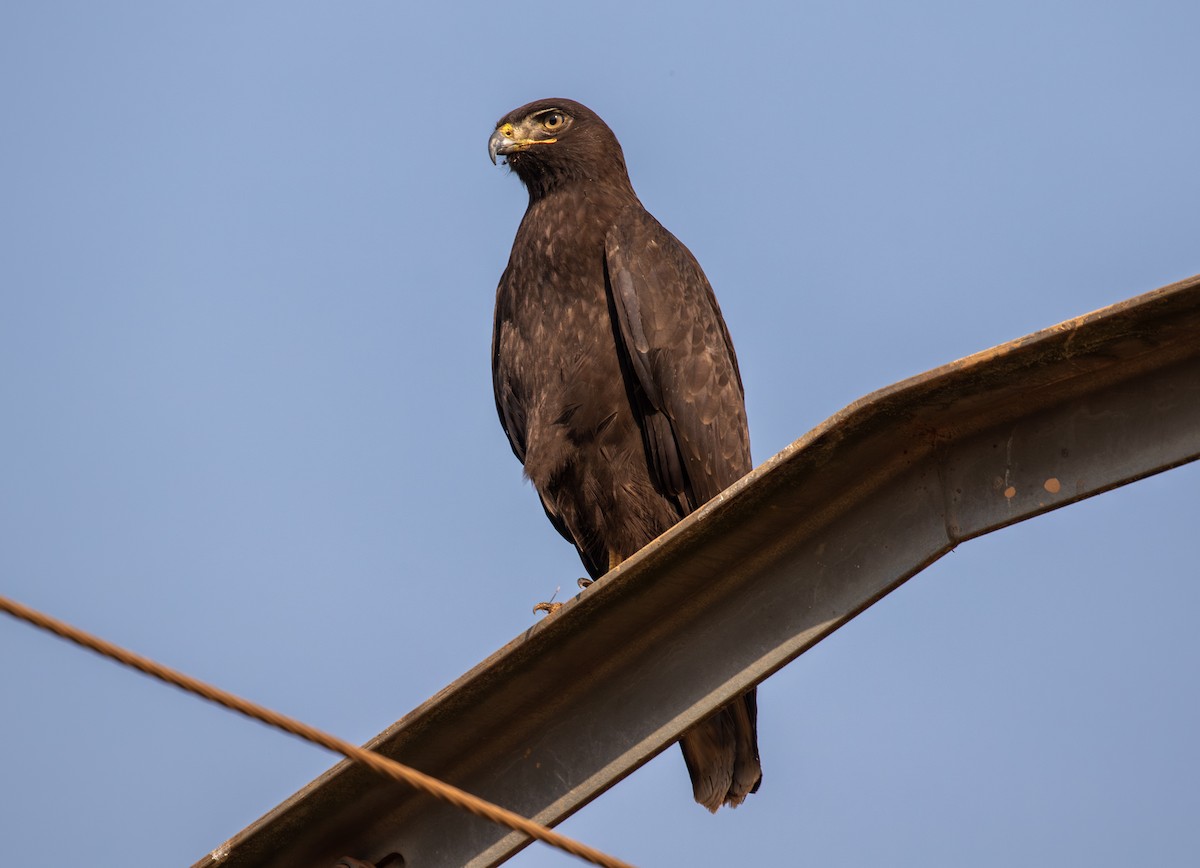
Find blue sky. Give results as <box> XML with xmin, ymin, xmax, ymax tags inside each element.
<box><xmin>2</xmin><ymin>3</ymin><xmax>1198</xmax><ymax>866</ymax></box>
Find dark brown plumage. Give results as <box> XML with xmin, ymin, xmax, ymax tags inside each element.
<box><xmin>488</xmin><ymin>98</ymin><xmax>761</xmax><ymax>811</ymax></box>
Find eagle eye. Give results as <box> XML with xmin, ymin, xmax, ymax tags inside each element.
<box><xmin>540</xmin><ymin>111</ymin><xmax>566</xmax><ymax>132</ymax></box>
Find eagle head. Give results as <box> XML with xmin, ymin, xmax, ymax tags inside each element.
<box><xmin>488</xmin><ymin>98</ymin><xmax>630</xmax><ymax>196</ymax></box>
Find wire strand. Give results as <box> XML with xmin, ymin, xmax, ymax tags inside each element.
<box><xmin>0</xmin><ymin>593</ymin><xmax>634</xmax><ymax>868</ymax></box>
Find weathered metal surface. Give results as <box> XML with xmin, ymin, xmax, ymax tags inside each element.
<box><xmin>196</xmin><ymin>274</ymin><xmax>1200</xmax><ymax>868</ymax></box>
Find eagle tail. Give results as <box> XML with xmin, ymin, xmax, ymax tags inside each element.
<box><xmin>679</xmin><ymin>688</ymin><xmax>762</xmax><ymax>812</ymax></box>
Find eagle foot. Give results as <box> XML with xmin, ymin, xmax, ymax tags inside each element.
<box><xmin>577</xmin><ymin>577</ymin><xmax>594</xmax><ymax>589</ymax></box>
<box><xmin>532</xmin><ymin>600</ymin><xmax>563</xmax><ymax>616</ymax></box>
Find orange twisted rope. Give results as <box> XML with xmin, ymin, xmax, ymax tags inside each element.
<box><xmin>0</xmin><ymin>593</ymin><xmax>633</xmax><ymax>868</ymax></box>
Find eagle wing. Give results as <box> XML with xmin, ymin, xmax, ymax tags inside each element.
<box><xmin>605</xmin><ymin>205</ymin><xmax>751</xmax><ymax>510</ymax></box>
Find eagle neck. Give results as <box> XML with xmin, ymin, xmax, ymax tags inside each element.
<box><xmin>515</xmin><ymin>149</ymin><xmax>635</xmax><ymax>203</ymax></box>
<box><xmin>526</xmin><ymin>172</ymin><xmax>634</xmax><ymax>201</ymax></box>
<box><xmin>521</xmin><ymin>181</ymin><xmax>638</xmax><ymax>238</ymax></box>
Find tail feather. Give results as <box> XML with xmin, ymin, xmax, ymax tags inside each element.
<box><xmin>678</xmin><ymin>688</ymin><xmax>762</xmax><ymax>811</ymax></box>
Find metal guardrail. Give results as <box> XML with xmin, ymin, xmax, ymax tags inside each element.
<box><xmin>197</xmin><ymin>273</ymin><xmax>1200</xmax><ymax>868</ymax></box>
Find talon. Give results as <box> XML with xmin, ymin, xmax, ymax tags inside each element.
<box><xmin>577</xmin><ymin>577</ymin><xmax>593</xmax><ymax>589</ymax></box>
<box><xmin>532</xmin><ymin>601</ymin><xmax>563</xmax><ymax>616</ymax></box>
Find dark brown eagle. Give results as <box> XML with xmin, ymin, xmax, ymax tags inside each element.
<box><xmin>488</xmin><ymin>98</ymin><xmax>761</xmax><ymax>811</ymax></box>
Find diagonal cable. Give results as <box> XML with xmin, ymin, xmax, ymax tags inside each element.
<box><xmin>0</xmin><ymin>593</ymin><xmax>634</xmax><ymax>868</ymax></box>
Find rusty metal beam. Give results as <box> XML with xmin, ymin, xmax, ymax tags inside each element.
<box><xmin>196</xmin><ymin>273</ymin><xmax>1200</xmax><ymax>868</ymax></box>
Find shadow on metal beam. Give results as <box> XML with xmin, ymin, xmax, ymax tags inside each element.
<box><xmin>196</xmin><ymin>273</ymin><xmax>1200</xmax><ymax>868</ymax></box>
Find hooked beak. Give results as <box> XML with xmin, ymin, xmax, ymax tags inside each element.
<box><xmin>488</xmin><ymin>127</ymin><xmax>516</xmax><ymax>165</ymax></box>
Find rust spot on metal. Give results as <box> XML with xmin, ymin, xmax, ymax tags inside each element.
<box><xmin>1044</xmin><ymin>477</ymin><xmax>1062</xmax><ymax>493</ymax></box>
